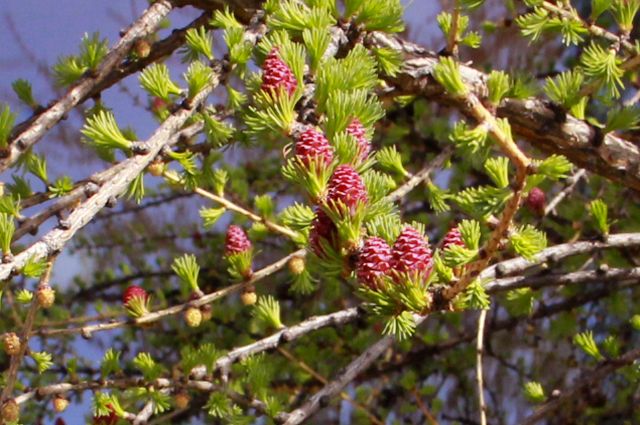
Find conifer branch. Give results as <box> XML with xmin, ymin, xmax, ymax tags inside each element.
<box><xmin>13</xmin><ymin>123</ymin><xmax>203</xmax><ymax>242</ymax></box>
<box><xmin>486</xmin><ymin>265</ymin><xmax>640</xmax><ymax>294</ymax></box>
<box><xmin>0</xmin><ymin>71</ymin><xmax>219</xmax><ymax>283</ymax></box>
<box><xmin>481</xmin><ymin>232</ymin><xmax>640</xmax><ymax>280</ymax></box>
<box><xmin>193</xmin><ymin>304</ymin><xmax>360</xmax><ymax>380</ymax></box>
<box><xmin>0</xmin><ymin>1</ymin><xmax>174</xmax><ymax>172</ymax></box>
<box><xmin>538</xmin><ymin>1</ymin><xmax>635</xmax><ymax>54</ymax></box>
<box><xmin>372</xmin><ymin>32</ymin><xmax>640</xmax><ymax>192</ymax></box>
<box><xmin>34</xmin><ymin>249</ymin><xmax>305</xmax><ymax>338</ymax></box>
<box><xmin>0</xmin><ymin>259</ymin><xmax>55</xmax><ymax>405</ymax></box>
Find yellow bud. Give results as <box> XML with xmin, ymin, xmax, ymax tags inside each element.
<box><xmin>288</xmin><ymin>256</ymin><xmax>305</xmax><ymax>275</ymax></box>
<box><xmin>184</xmin><ymin>307</ymin><xmax>202</xmax><ymax>328</ymax></box>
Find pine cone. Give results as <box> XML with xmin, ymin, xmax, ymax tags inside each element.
<box><xmin>526</xmin><ymin>187</ymin><xmax>546</xmax><ymax>215</ymax></box>
<box><xmin>357</xmin><ymin>237</ymin><xmax>392</xmax><ymax>289</ymax></box>
<box><xmin>225</xmin><ymin>225</ymin><xmax>252</xmax><ymax>255</ymax></box>
<box><xmin>309</xmin><ymin>209</ymin><xmax>336</xmax><ymax>256</ymax></box>
<box><xmin>391</xmin><ymin>226</ymin><xmax>432</xmax><ymax>274</ymax></box>
<box><xmin>295</xmin><ymin>128</ymin><xmax>334</xmax><ymax>166</ymax></box>
<box><xmin>261</xmin><ymin>48</ymin><xmax>297</xmax><ymax>97</ymax></box>
<box><xmin>442</xmin><ymin>226</ymin><xmax>465</xmax><ymax>250</ymax></box>
<box><xmin>345</xmin><ymin>118</ymin><xmax>371</xmax><ymax>160</ymax></box>
<box><xmin>326</xmin><ymin>164</ymin><xmax>368</xmax><ymax>211</ymax></box>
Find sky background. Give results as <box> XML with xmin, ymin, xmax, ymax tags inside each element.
<box><xmin>0</xmin><ymin>1</ymin><xmax>442</xmax><ymax>423</ymax></box>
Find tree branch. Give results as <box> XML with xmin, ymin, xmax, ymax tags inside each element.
<box><xmin>372</xmin><ymin>32</ymin><xmax>640</xmax><ymax>192</ymax></box>
<box><xmin>1</xmin><ymin>0</ymin><xmax>174</xmax><ymax>172</ymax></box>
<box><xmin>0</xmin><ymin>69</ymin><xmax>221</xmax><ymax>282</ymax></box>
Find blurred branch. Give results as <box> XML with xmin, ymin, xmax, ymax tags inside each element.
<box><xmin>522</xmin><ymin>347</ymin><xmax>640</xmax><ymax>425</ymax></box>
<box><xmin>386</xmin><ymin>146</ymin><xmax>453</xmax><ymax>203</ymax></box>
<box><xmin>280</xmin><ymin>315</ymin><xmax>427</xmax><ymax>425</ymax></box>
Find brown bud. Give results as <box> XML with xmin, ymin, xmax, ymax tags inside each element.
<box><xmin>288</xmin><ymin>256</ymin><xmax>305</xmax><ymax>275</ymax></box>
<box><xmin>3</xmin><ymin>332</ymin><xmax>21</xmax><ymax>356</ymax></box>
<box><xmin>184</xmin><ymin>307</ymin><xmax>202</xmax><ymax>328</ymax></box>
<box><xmin>1</xmin><ymin>399</ymin><xmax>19</xmax><ymax>423</ymax></box>
<box><xmin>174</xmin><ymin>391</ymin><xmax>191</xmax><ymax>410</ymax></box>
<box><xmin>133</xmin><ymin>38</ymin><xmax>151</xmax><ymax>58</ymax></box>
<box><xmin>200</xmin><ymin>304</ymin><xmax>213</xmax><ymax>322</ymax></box>
<box><xmin>36</xmin><ymin>285</ymin><xmax>56</xmax><ymax>308</ymax></box>
<box><xmin>53</xmin><ymin>396</ymin><xmax>69</xmax><ymax>413</ymax></box>
<box><xmin>240</xmin><ymin>289</ymin><xmax>257</xmax><ymax>306</ymax></box>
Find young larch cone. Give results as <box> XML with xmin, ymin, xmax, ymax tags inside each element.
<box><xmin>442</xmin><ymin>226</ymin><xmax>465</xmax><ymax>250</ymax></box>
<box><xmin>345</xmin><ymin>118</ymin><xmax>371</xmax><ymax>160</ymax></box>
<box><xmin>326</xmin><ymin>164</ymin><xmax>368</xmax><ymax>211</ymax></box>
<box><xmin>225</xmin><ymin>225</ymin><xmax>252</xmax><ymax>255</ymax></box>
<box><xmin>526</xmin><ymin>187</ymin><xmax>546</xmax><ymax>215</ymax></box>
<box><xmin>295</xmin><ymin>128</ymin><xmax>334</xmax><ymax>166</ymax></box>
<box><xmin>93</xmin><ymin>404</ymin><xmax>118</xmax><ymax>425</ymax></box>
<box><xmin>122</xmin><ymin>285</ymin><xmax>148</xmax><ymax>306</ymax></box>
<box><xmin>309</xmin><ymin>209</ymin><xmax>336</xmax><ymax>256</ymax></box>
<box><xmin>261</xmin><ymin>48</ymin><xmax>297</xmax><ymax>97</ymax></box>
<box><xmin>391</xmin><ymin>226</ymin><xmax>433</xmax><ymax>275</ymax></box>
<box><xmin>357</xmin><ymin>237</ymin><xmax>393</xmax><ymax>289</ymax></box>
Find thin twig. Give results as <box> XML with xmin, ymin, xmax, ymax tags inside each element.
<box><xmin>411</xmin><ymin>388</ymin><xmax>439</xmax><ymax>425</ymax></box>
<box><xmin>163</xmin><ymin>171</ymin><xmax>299</xmax><ymax>240</ymax></box>
<box><xmin>544</xmin><ymin>169</ymin><xmax>587</xmax><ymax>216</ymax></box>
<box><xmin>476</xmin><ymin>309</ymin><xmax>488</xmax><ymax>425</ymax></box>
<box><xmin>35</xmin><ymin>249</ymin><xmax>305</xmax><ymax>338</ymax></box>
<box><xmin>386</xmin><ymin>146</ymin><xmax>453</xmax><ymax>203</ymax></box>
